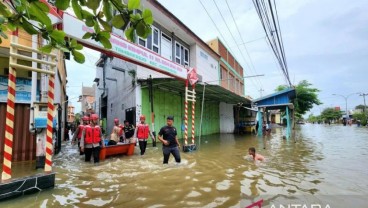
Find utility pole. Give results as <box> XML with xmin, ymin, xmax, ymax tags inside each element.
<box><xmin>359</xmin><ymin>93</ymin><xmax>367</xmax><ymax>113</ymax></box>
<box><xmin>259</xmin><ymin>88</ymin><xmax>264</xmax><ymax>97</ymax></box>
<box><xmin>332</xmin><ymin>93</ymin><xmax>358</xmax><ymax>121</ymax></box>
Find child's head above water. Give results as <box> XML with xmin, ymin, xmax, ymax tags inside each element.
<box><xmin>248</xmin><ymin>147</ymin><xmax>256</xmax><ymax>156</ymax></box>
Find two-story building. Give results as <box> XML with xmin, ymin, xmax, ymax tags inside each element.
<box><xmin>0</xmin><ymin>29</ymin><xmax>68</xmax><ymax>162</ymax></box>
<box><xmin>94</xmin><ymin>0</ymin><xmax>252</xmax><ymax>137</ymax></box>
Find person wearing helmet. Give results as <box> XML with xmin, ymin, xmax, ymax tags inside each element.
<box><xmin>80</xmin><ymin>114</ymin><xmax>104</xmax><ymax>163</ymax></box>
<box><xmin>122</xmin><ymin>120</ymin><xmax>135</xmax><ymax>144</ymax></box>
<box><xmin>157</xmin><ymin>116</ymin><xmax>181</xmax><ymax>164</ymax></box>
<box><xmin>109</xmin><ymin>118</ymin><xmax>122</xmax><ymax>145</ymax></box>
<box><xmin>72</xmin><ymin>115</ymin><xmax>90</xmax><ymax>155</ymax></box>
<box><xmin>133</xmin><ymin>115</ymin><xmax>155</xmax><ymax>155</ymax></box>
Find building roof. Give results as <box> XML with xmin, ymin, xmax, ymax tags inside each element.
<box><xmin>82</xmin><ymin>86</ymin><xmax>94</xmax><ymax>96</ymax></box>
<box><xmin>139</xmin><ymin>78</ymin><xmax>252</xmax><ymax>104</ymax></box>
<box><xmin>252</xmin><ymin>88</ymin><xmax>296</xmax><ymax>110</ymax></box>
<box><xmin>253</xmin><ymin>88</ymin><xmax>295</xmax><ymax>102</ymax></box>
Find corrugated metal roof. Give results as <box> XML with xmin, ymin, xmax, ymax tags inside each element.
<box><xmin>139</xmin><ymin>78</ymin><xmax>252</xmax><ymax>104</ymax></box>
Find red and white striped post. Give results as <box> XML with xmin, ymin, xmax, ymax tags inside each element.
<box><xmin>44</xmin><ymin>73</ymin><xmax>55</xmax><ymax>172</ymax></box>
<box><xmin>1</xmin><ymin>31</ymin><xmax>18</xmax><ymax>181</ymax></box>
<box><xmin>191</xmin><ymin>86</ymin><xmax>196</xmax><ymax>145</ymax></box>
<box><xmin>184</xmin><ymin>80</ymin><xmax>189</xmax><ymax>147</ymax></box>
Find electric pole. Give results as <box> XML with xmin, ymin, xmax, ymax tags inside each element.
<box><xmin>259</xmin><ymin>88</ymin><xmax>264</xmax><ymax>98</ymax></box>
<box><xmin>359</xmin><ymin>93</ymin><xmax>367</xmax><ymax>113</ymax></box>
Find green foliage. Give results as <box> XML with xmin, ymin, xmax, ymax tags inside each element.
<box><xmin>320</xmin><ymin>108</ymin><xmax>342</xmax><ymax>122</ymax></box>
<box><xmin>276</xmin><ymin>80</ymin><xmax>322</xmax><ymax>117</ymax></box>
<box><xmin>307</xmin><ymin>114</ymin><xmax>322</xmax><ymax>123</ymax></box>
<box><xmin>0</xmin><ymin>0</ymin><xmax>153</xmax><ymax>63</ymax></box>
<box><xmin>353</xmin><ymin>113</ymin><xmax>367</xmax><ymax>126</ymax></box>
<box><xmin>355</xmin><ymin>105</ymin><xmax>367</xmax><ymax>110</ymax></box>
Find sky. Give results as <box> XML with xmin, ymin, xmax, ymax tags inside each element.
<box><xmin>66</xmin><ymin>0</ymin><xmax>368</xmax><ymax>115</ymax></box>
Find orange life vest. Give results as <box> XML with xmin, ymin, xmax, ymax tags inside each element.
<box><xmin>77</xmin><ymin>125</ymin><xmax>84</xmax><ymax>139</ymax></box>
<box><xmin>137</xmin><ymin>123</ymin><xmax>149</xmax><ymax>139</ymax></box>
<box><xmin>85</xmin><ymin>125</ymin><xmax>101</xmax><ymax>144</ymax></box>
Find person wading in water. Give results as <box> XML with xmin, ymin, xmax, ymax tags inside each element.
<box><xmin>72</xmin><ymin>115</ymin><xmax>89</xmax><ymax>155</ymax></box>
<box><xmin>134</xmin><ymin>115</ymin><xmax>155</xmax><ymax>155</ymax></box>
<box><xmin>157</xmin><ymin>116</ymin><xmax>181</xmax><ymax>164</ymax></box>
<box><xmin>80</xmin><ymin>114</ymin><xmax>104</xmax><ymax>163</ymax></box>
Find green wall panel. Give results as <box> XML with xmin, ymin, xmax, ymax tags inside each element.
<box><xmin>141</xmin><ymin>88</ymin><xmax>220</xmax><ymax>139</ymax></box>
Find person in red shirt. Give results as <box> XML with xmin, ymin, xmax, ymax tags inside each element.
<box><xmin>134</xmin><ymin>115</ymin><xmax>155</xmax><ymax>155</ymax></box>
<box><xmin>72</xmin><ymin>115</ymin><xmax>89</xmax><ymax>155</ymax></box>
<box><xmin>80</xmin><ymin>114</ymin><xmax>104</xmax><ymax>163</ymax></box>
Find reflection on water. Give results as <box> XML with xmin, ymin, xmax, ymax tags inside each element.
<box><xmin>1</xmin><ymin>124</ymin><xmax>368</xmax><ymax>207</ymax></box>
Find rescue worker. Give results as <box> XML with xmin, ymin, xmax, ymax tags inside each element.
<box><xmin>122</xmin><ymin>120</ymin><xmax>135</xmax><ymax>144</ymax></box>
<box><xmin>80</xmin><ymin>114</ymin><xmax>104</xmax><ymax>163</ymax></box>
<box><xmin>134</xmin><ymin>115</ymin><xmax>155</xmax><ymax>155</ymax></box>
<box><xmin>157</xmin><ymin>116</ymin><xmax>181</xmax><ymax>164</ymax></box>
<box><xmin>109</xmin><ymin>118</ymin><xmax>122</xmax><ymax>145</ymax></box>
<box><xmin>72</xmin><ymin>115</ymin><xmax>89</xmax><ymax>155</ymax></box>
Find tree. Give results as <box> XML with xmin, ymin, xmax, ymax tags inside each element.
<box><xmin>0</xmin><ymin>0</ymin><xmax>153</xmax><ymax>63</ymax></box>
<box><xmin>320</xmin><ymin>108</ymin><xmax>342</xmax><ymax>122</ymax></box>
<box><xmin>276</xmin><ymin>80</ymin><xmax>322</xmax><ymax>118</ymax></box>
<box><xmin>355</xmin><ymin>105</ymin><xmax>367</xmax><ymax>110</ymax></box>
<box><xmin>307</xmin><ymin>114</ymin><xmax>323</xmax><ymax>123</ymax></box>
<box><xmin>353</xmin><ymin>112</ymin><xmax>367</xmax><ymax>126</ymax></box>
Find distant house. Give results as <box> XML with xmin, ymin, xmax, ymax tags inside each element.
<box><xmin>67</xmin><ymin>105</ymin><xmax>75</xmax><ymax>123</ymax></box>
<box><xmin>79</xmin><ymin>86</ymin><xmax>96</xmax><ymax>115</ymax></box>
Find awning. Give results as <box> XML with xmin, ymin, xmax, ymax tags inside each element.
<box><xmin>139</xmin><ymin>78</ymin><xmax>252</xmax><ymax>104</ymax></box>
<box><xmin>256</xmin><ymin>103</ymin><xmax>294</xmax><ymax>110</ymax></box>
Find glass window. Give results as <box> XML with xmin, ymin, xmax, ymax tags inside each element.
<box><xmin>153</xmin><ymin>29</ymin><xmax>159</xmax><ymax>45</ymax></box>
<box><xmin>175</xmin><ymin>43</ymin><xmax>180</xmax><ymax>56</ymax></box>
<box><xmin>147</xmin><ymin>35</ymin><xmax>152</xmax><ymax>50</ymax></box>
<box><xmin>153</xmin><ymin>46</ymin><xmax>159</xmax><ymax>53</ymax></box>
<box><xmin>138</xmin><ymin>38</ymin><xmax>146</xmax><ymax>47</ymax></box>
<box><xmin>175</xmin><ymin>41</ymin><xmax>189</xmax><ymax>66</ymax></box>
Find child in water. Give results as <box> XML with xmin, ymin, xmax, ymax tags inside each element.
<box><xmin>248</xmin><ymin>147</ymin><xmax>265</xmax><ymax>161</ymax></box>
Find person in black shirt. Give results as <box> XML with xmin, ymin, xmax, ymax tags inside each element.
<box><xmin>122</xmin><ymin>120</ymin><xmax>135</xmax><ymax>143</ymax></box>
<box><xmin>158</xmin><ymin>116</ymin><xmax>181</xmax><ymax>164</ymax></box>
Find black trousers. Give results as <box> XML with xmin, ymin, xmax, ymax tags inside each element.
<box><xmin>163</xmin><ymin>146</ymin><xmax>181</xmax><ymax>164</ymax></box>
<box><xmin>139</xmin><ymin>140</ymin><xmax>147</xmax><ymax>155</ymax></box>
<box><xmin>108</xmin><ymin>140</ymin><xmax>117</xmax><ymax>146</ymax></box>
<box><xmin>84</xmin><ymin>146</ymin><xmax>101</xmax><ymax>163</ymax></box>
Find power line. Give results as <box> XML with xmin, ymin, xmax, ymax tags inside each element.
<box><xmin>224</xmin><ymin>0</ymin><xmax>264</xmax><ymax>89</ymax></box>
<box><xmin>198</xmin><ymin>0</ymin><xmax>234</xmax><ymax>56</ymax></box>
<box><xmin>211</xmin><ymin>0</ymin><xmax>261</xmax><ymax>91</ymax></box>
<box><xmin>252</xmin><ymin>0</ymin><xmax>291</xmax><ymax>86</ymax></box>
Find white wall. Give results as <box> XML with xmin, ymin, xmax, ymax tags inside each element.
<box><xmin>220</xmin><ymin>102</ymin><xmax>234</xmax><ymax>133</ymax></box>
<box><xmin>195</xmin><ymin>45</ymin><xmax>219</xmax><ymax>84</ymax></box>
<box><xmin>136</xmin><ymin>65</ymin><xmax>170</xmax><ymax>80</ymax></box>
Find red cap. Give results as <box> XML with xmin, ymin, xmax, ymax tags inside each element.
<box><xmin>139</xmin><ymin>115</ymin><xmax>146</xmax><ymax>120</ymax></box>
<box><xmin>82</xmin><ymin>116</ymin><xmax>89</xmax><ymax>121</ymax></box>
<box><xmin>114</xmin><ymin>118</ymin><xmax>119</xmax><ymax>122</ymax></box>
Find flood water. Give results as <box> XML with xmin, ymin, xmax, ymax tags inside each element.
<box><xmin>1</xmin><ymin>124</ymin><xmax>368</xmax><ymax>207</ymax></box>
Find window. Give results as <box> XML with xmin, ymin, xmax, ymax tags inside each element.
<box><xmin>161</xmin><ymin>32</ymin><xmax>172</xmax><ymax>60</ymax></box>
<box><xmin>175</xmin><ymin>41</ymin><xmax>189</xmax><ymax>66</ymax></box>
<box><xmin>152</xmin><ymin>27</ymin><xmax>159</xmax><ymax>53</ymax></box>
<box><xmin>138</xmin><ymin>38</ymin><xmax>146</xmax><ymax>47</ymax></box>
<box><xmin>175</xmin><ymin>43</ymin><xmax>181</xmax><ymax>64</ymax></box>
<box><xmin>137</xmin><ymin>25</ymin><xmax>160</xmax><ymax>54</ymax></box>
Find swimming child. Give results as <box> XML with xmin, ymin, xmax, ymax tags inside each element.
<box><xmin>248</xmin><ymin>147</ymin><xmax>265</xmax><ymax>161</ymax></box>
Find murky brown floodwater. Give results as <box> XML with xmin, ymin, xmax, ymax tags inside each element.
<box><xmin>1</xmin><ymin>124</ymin><xmax>368</xmax><ymax>207</ymax></box>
